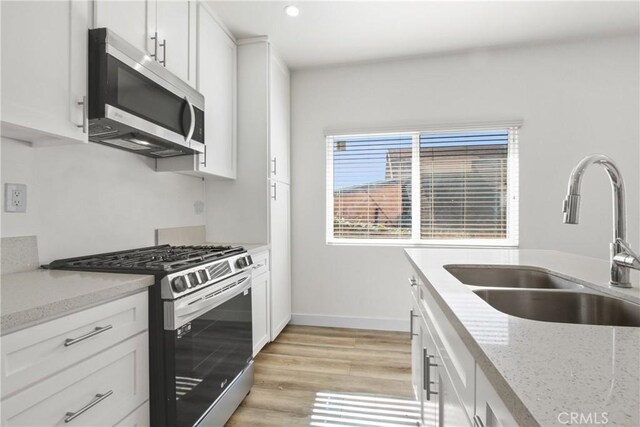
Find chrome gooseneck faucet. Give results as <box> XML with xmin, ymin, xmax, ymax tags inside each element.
<box><xmin>562</xmin><ymin>154</ymin><xmax>639</xmax><ymax>287</ymax></box>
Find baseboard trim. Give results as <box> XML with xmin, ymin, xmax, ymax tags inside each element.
<box><xmin>290</xmin><ymin>313</ymin><xmax>408</xmax><ymax>332</ymax></box>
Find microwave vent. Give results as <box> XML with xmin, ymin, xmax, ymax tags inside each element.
<box><xmin>152</xmin><ymin>149</ymin><xmax>185</xmax><ymax>157</ymax></box>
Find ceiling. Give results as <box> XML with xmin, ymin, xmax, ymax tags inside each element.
<box><xmin>207</xmin><ymin>1</ymin><xmax>640</xmax><ymax>70</ymax></box>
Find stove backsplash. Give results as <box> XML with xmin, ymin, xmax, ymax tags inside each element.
<box><xmin>0</xmin><ymin>138</ymin><xmax>206</xmax><ymax>264</ymax></box>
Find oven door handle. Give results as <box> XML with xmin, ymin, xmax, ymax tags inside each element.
<box><xmin>166</xmin><ymin>274</ymin><xmax>251</xmax><ymax>330</ymax></box>
<box><xmin>178</xmin><ymin>280</ymin><xmax>249</xmax><ymax>318</ymax></box>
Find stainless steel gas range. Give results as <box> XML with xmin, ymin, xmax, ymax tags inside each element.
<box><xmin>47</xmin><ymin>245</ymin><xmax>254</xmax><ymax>427</ymax></box>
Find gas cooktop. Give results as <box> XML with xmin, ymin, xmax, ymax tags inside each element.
<box><xmin>46</xmin><ymin>244</ymin><xmax>246</xmax><ymax>275</ymax></box>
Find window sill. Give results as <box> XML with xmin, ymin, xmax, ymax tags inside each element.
<box><xmin>326</xmin><ymin>239</ymin><xmax>519</xmax><ymax>248</ymax></box>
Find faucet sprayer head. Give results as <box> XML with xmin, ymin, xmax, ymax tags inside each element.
<box><xmin>562</xmin><ymin>194</ymin><xmax>581</xmax><ymax>224</ymax></box>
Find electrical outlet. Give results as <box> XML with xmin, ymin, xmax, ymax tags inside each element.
<box><xmin>5</xmin><ymin>183</ymin><xmax>27</xmax><ymax>213</ymax></box>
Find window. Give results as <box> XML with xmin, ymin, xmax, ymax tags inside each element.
<box><xmin>326</xmin><ymin>125</ymin><xmax>519</xmax><ymax>246</ymax></box>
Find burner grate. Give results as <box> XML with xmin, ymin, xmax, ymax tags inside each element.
<box><xmin>47</xmin><ymin>244</ymin><xmax>245</xmax><ymax>274</ymax></box>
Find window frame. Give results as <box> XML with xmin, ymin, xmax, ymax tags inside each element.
<box><xmin>326</xmin><ymin>125</ymin><xmax>520</xmax><ymax>247</ymax></box>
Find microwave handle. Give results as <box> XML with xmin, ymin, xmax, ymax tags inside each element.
<box><xmin>184</xmin><ymin>96</ymin><xmax>195</xmax><ymax>145</ymax></box>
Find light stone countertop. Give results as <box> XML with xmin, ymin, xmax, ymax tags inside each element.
<box><xmin>1</xmin><ymin>269</ymin><xmax>154</xmax><ymax>335</ymax></box>
<box><xmin>404</xmin><ymin>248</ymin><xmax>640</xmax><ymax>427</ymax></box>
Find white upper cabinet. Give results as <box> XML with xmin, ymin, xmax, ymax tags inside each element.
<box><xmin>93</xmin><ymin>1</ymin><xmax>152</xmax><ymax>55</ymax></box>
<box><xmin>1</xmin><ymin>0</ymin><xmax>89</xmax><ymax>145</ymax></box>
<box><xmin>156</xmin><ymin>3</ymin><xmax>237</xmax><ymax>178</ymax></box>
<box><xmin>93</xmin><ymin>0</ymin><xmax>195</xmax><ymax>87</ymax></box>
<box><xmin>155</xmin><ymin>0</ymin><xmax>196</xmax><ymax>85</ymax></box>
<box><xmin>197</xmin><ymin>4</ymin><xmax>237</xmax><ymax>178</ymax></box>
<box><xmin>269</xmin><ymin>52</ymin><xmax>291</xmax><ymax>184</ymax></box>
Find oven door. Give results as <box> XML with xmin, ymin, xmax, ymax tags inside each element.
<box><xmin>164</xmin><ymin>273</ymin><xmax>252</xmax><ymax>427</ymax></box>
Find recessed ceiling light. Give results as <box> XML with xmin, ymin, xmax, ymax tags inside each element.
<box><xmin>284</xmin><ymin>5</ymin><xmax>299</xmax><ymax>17</ymax></box>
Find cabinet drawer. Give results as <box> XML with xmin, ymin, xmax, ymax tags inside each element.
<box><xmin>1</xmin><ymin>291</ymin><xmax>148</xmax><ymax>398</ymax></box>
<box><xmin>2</xmin><ymin>332</ymin><xmax>149</xmax><ymax>426</ymax></box>
<box><xmin>251</xmin><ymin>250</ymin><xmax>269</xmax><ymax>277</ymax></box>
<box><xmin>420</xmin><ymin>286</ymin><xmax>475</xmax><ymax>422</ymax></box>
<box><xmin>116</xmin><ymin>401</ymin><xmax>149</xmax><ymax>427</ymax></box>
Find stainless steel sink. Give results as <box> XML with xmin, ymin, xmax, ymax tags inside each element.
<box><xmin>473</xmin><ymin>289</ymin><xmax>640</xmax><ymax>327</ymax></box>
<box><xmin>445</xmin><ymin>265</ymin><xmax>585</xmax><ymax>290</ymax></box>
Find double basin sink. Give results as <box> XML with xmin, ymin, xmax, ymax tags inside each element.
<box><xmin>445</xmin><ymin>265</ymin><xmax>640</xmax><ymax>327</ymax></box>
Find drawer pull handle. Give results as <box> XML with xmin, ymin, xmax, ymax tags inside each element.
<box><xmin>64</xmin><ymin>390</ymin><xmax>113</xmax><ymax>423</ymax></box>
<box><xmin>64</xmin><ymin>325</ymin><xmax>113</xmax><ymax>347</ymax></box>
<box><xmin>408</xmin><ymin>277</ymin><xmax>417</xmax><ymax>287</ymax></box>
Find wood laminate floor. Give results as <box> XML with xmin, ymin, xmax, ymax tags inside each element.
<box><xmin>226</xmin><ymin>325</ymin><xmax>418</xmax><ymax>427</ymax></box>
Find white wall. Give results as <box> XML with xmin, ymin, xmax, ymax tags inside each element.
<box><xmin>290</xmin><ymin>35</ymin><xmax>640</xmax><ymax>327</ymax></box>
<box><xmin>1</xmin><ymin>139</ymin><xmax>205</xmax><ymax>264</ymax></box>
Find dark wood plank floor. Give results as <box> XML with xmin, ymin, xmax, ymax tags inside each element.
<box><xmin>226</xmin><ymin>325</ymin><xmax>418</xmax><ymax>426</ymax></box>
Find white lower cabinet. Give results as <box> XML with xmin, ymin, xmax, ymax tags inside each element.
<box><xmin>410</xmin><ymin>303</ymin><xmax>421</xmax><ymax>400</ymax></box>
<box><xmin>0</xmin><ymin>291</ymin><xmax>149</xmax><ymax>427</ymax></box>
<box><xmin>251</xmin><ymin>249</ymin><xmax>271</xmax><ymax>356</ymax></box>
<box><xmin>410</xmin><ymin>271</ymin><xmax>516</xmax><ymax>427</ymax></box>
<box><xmin>420</xmin><ymin>319</ymin><xmax>439</xmax><ymax>427</ymax></box>
<box><xmin>116</xmin><ymin>401</ymin><xmax>150</xmax><ymax>427</ymax></box>
<box><xmin>475</xmin><ymin>367</ymin><xmax>518</xmax><ymax>427</ymax></box>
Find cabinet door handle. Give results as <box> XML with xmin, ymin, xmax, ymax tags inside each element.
<box><xmin>64</xmin><ymin>390</ymin><xmax>113</xmax><ymax>423</ymax></box>
<box><xmin>473</xmin><ymin>415</ymin><xmax>486</xmax><ymax>427</ymax></box>
<box><xmin>271</xmin><ymin>157</ymin><xmax>277</xmax><ymax>176</ymax></box>
<box><xmin>200</xmin><ymin>145</ymin><xmax>207</xmax><ymax>167</ymax></box>
<box><xmin>409</xmin><ymin>309</ymin><xmax>419</xmax><ymax>339</ymax></box>
<box><xmin>150</xmin><ymin>32</ymin><xmax>159</xmax><ymax>59</ymax></box>
<box><xmin>64</xmin><ymin>324</ymin><xmax>112</xmax><ymax>347</ymax></box>
<box><xmin>409</xmin><ymin>309</ymin><xmax>414</xmax><ymax>338</ymax></box>
<box><xmin>425</xmin><ymin>353</ymin><xmax>438</xmax><ymax>400</ymax></box>
<box><xmin>159</xmin><ymin>39</ymin><xmax>166</xmax><ymax>66</ymax></box>
<box><xmin>77</xmin><ymin>96</ymin><xmax>88</xmax><ymax>134</ymax></box>
<box><xmin>408</xmin><ymin>277</ymin><xmax>417</xmax><ymax>287</ymax></box>
<box><xmin>271</xmin><ymin>183</ymin><xmax>277</xmax><ymax>200</ymax></box>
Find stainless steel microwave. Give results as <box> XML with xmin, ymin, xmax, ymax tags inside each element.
<box><xmin>88</xmin><ymin>28</ymin><xmax>205</xmax><ymax>158</ymax></box>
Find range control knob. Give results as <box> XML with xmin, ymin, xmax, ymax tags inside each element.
<box><xmin>172</xmin><ymin>276</ymin><xmax>188</xmax><ymax>293</ymax></box>
<box><xmin>236</xmin><ymin>257</ymin><xmax>248</xmax><ymax>269</ymax></box>
<box><xmin>199</xmin><ymin>269</ymin><xmax>210</xmax><ymax>283</ymax></box>
<box><xmin>188</xmin><ymin>272</ymin><xmax>200</xmax><ymax>287</ymax></box>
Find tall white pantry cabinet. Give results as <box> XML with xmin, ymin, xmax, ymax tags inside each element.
<box><xmin>206</xmin><ymin>37</ymin><xmax>292</xmax><ymax>341</ymax></box>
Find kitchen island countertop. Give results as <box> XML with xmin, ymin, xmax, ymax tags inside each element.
<box><xmin>405</xmin><ymin>248</ymin><xmax>640</xmax><ymax>427</ymax></box>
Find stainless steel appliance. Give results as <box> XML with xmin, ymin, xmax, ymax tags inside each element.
<box><xmin>88</xmin><ymin>28</ymin><xmax>205</xmax><ymax>158</ymax></box>
<box><xmin>47</xmin><ymin>245</ymin><xmax>254</xmax><ymax>427</ymax></box>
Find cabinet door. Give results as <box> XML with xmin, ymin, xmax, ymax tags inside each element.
<box><xmin>252</xmin><ymin>271</ymin><xmax>270</xmax><ymax>356</ymax></box>
<box><xmin>437</xmin><ymin>362</ymin><xmax>473</xmax><ymax>427</ymax></box>
<box><xmin>156</xmin><ymin>0</ymin><xmax>195</xmax><ymax>86</ymax></box>
<box><xmin>1</xmin><ymin>0</ymin><xmax>88</xmax><ymax>145</ymax></box>
<box><xmin>475</xmin><ymin>366</ymin><xmax>518</xmax><ymax>427</ymax></box>
<box><xmin>421</xmin><ymin>321</ymin><xmax>439</xmax><ymax>427</ymax></box>
<box><xmin>269</xmin><ymin>182</ymin><xmax>291</xmax><ymax>339</ymax></box>
<box><xmin>93</xmin><ymin>0</ymin><xmax>152</xmax><ymax>55</ymax></box>
<box><xmin>410</xmin><ymin>306</ymin><xmax>421</xmax><ymax>401</ymax></box>
<box><xmin>197</xmin><ymin>3</ymin><xmax>237</xmax><ymax>177</ymax></box>
<box><xmin>269</xmin><ymin>52</ymin><xmax>290</xmax><ymax>184</ymax></box>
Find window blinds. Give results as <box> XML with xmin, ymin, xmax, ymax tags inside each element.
<box><xmin>331</xmin><ymin>135</ymin><xmax>413</xmax><ymax>239</ymax></box>
<box><xmin>327</xmin><ymin>127</ymin><xmax>519</xmax><ymax>245</ymax></box>
<box><xmin>419</xmin><ymin>131</ymin><xmax>508</xmax><ymax>239</ymax></box>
